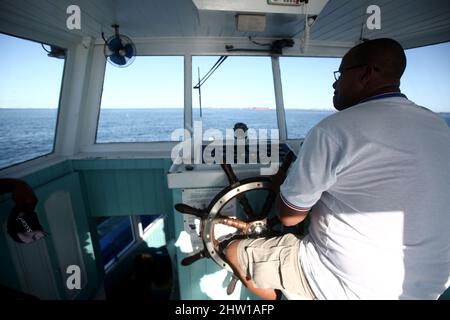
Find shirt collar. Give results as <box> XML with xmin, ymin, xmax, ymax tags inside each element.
<box><xmin>358</xmin><ymin>92</ymin><xmax>408</xmax><ymax>104</ymax></box>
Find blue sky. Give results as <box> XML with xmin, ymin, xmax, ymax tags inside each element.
<box><xmin>0</xmin><ymin>32</ymin><xmax>449</xmax><ymax>112</ymax></box>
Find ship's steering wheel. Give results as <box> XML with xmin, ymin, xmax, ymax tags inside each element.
<box><xmin>174</xmin><ymin>151</ymin><xmax>296</xmax><ymax>294</ymax></box>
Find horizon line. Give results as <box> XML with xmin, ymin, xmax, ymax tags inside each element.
<box><xmin>0</xmin><ymin>106</ymin><xmax>336</xmax><ymax>111</ymax></box>
<box><xmin>1</xmin><ymin>106</ymin><xmax>450</xmax><ymax>113</ymax></box>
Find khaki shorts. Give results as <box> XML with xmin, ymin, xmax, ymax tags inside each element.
<box><xmin>237</xmin><ymin>233</ymin><xmax>316</xmax><ymax>300</ymax></box>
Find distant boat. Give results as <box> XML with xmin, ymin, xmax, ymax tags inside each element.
<box><xmin>252</xmin><ymin>106</ymin><xmax>272</xmax><ymax>110</ymax></box>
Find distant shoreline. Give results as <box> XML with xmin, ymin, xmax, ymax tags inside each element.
<box><xmin>0</xmin><ymin>107</ymin><xmax>336</xmax><ymax>112</ymax></box>
<box><xmin>1</xmin><ymin>107</ymin><xmax>449</xmax><ymax>114</ymax></box>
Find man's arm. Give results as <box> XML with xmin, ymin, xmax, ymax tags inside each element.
<box><xmin>276</xmin><ymin>193</ymin><xmax>310</xmax><ymax>227</ymax></box>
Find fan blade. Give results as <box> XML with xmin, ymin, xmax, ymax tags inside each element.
<box><xmin>108</xmin><ymin>37</ymin><xmax>123</xmax><ymax>52</ymax></box>
<box><xmin>123</xmin><ymin>43</ymin><xmax>134</xmax><ymax>58</ymax></box>
<box><xmin>110</xmin><ymin>54</ymin><xmax>126</xmax><ymax>66</ymax></box>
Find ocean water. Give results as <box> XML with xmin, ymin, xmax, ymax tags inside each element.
<box><xmin>1</xmin><ymin>108</ymin><xmax>450</xmax><ymax>169</ymax></box>
<box><xmin>95</xmin><ymin>108</ymin><xmax>333</xmax><ymax>143</ymax></box>
<box><xmin>1</xmin><ymin>108</ymin><xmax>58</xmax><ymax>169</ymax></box>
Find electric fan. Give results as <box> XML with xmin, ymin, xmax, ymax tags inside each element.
<box><xmin>102</xmin><ymin>24</ymin><xmax>136</xmax><ymax>67</ymax></box>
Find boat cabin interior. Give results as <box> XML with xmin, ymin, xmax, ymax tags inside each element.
<box><xmin>0</xmin><ymin>0</ymin><xmax>449</xmax><ymax>300</ymax></box>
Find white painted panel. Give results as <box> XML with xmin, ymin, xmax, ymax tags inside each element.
<box><xmin>44</xmin><ymin>191</ymin><xmax>87</xmax><ymax>299</ymax></box>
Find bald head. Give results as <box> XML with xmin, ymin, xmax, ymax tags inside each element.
<box><xmin>347</xmin><ymin>38</ymin><xmax>407</xmax><ymax>81</ymax></box>
<box><xmin>333</xmin><ymin>38</ymin><xmax>407</xmax><ymax>111</ymax></box>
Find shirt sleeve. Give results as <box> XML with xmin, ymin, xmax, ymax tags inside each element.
<box><xmin>280</xmin><ymin>126</ymin><xmax>343</xmax><ymax>209</ymax></box>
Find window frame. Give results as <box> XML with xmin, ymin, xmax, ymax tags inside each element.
<box><xmin>278</xmin><ymin>56</ymin><xmax>341</xmax><ymax>140</ymax></box>
<box><xmin>97</xmin><ymin>215</ymin><xmax>165</xmax><ymax>273</ymax></box>
<box><xmin>95</xmin><ymin>55</ymin><xmax>185</xmax><ymax>144</ymax></box>
<box><xmin>190</xmin><ymin>55</ymin><xmax>280</xmax><ymax>142</ymax></box>
<box><xmin>0</xmin><ymin>32</ymin><xmax>67</xmax><ymax>171</ymax></box>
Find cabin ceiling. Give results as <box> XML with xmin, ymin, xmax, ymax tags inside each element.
<box><xmin>1</xmin><ymin>0</ymin><xmax>450</xmax><ymax>54</ymax></box>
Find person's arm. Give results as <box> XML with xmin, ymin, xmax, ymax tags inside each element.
<box><xmin>276</xmin><ymin>193</ymin><xmax>310</xmax><ymax>226</ymax></box>
<box><xmin>0</xmin><ymin>179</ymin><xmax>37</xmax><ymax>211</ymax></box>
<box><xmin>277</xmin><ymin>126</ymin><xmax>342</xmax><ymax>228</ymax></box>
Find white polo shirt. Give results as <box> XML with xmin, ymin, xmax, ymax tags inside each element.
<box><xmin>280</xmin><ymin>94</ymin><xmax>450</xmax><ymax>299</ymax></box>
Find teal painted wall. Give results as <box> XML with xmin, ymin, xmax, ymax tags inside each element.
<box><xmin>0</xmin><ymin>161</ymin><xmax>74</xmax><ymax>295</ymax></box>
<box><xmin>0</xmin><ymin>158</ymin><xmax>175</xmax><ymax>300</ymax></box>
<box><xmin>34</xmin><ymin>172</ymin><xmax>99</xmax><ymax>299</ymax></box>
<box><xmin>440</xmin><ymin>287</ymin><xmax>450</xmax><ymax>300</ymax></box>
<box><xmin>74</xmin><ymin>159</ymin><xmax>173</xmax><ymax>217</ymax></box>
<box><xmin>74</xmin><ymin>158</ymin><xmax>175</xmax><ymax>248</ymax></box>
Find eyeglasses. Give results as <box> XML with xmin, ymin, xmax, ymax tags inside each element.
<box><xmin>333</xmin><ymin>64</ymin><xmax>367</xmax><ymax>81</ymax></box>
